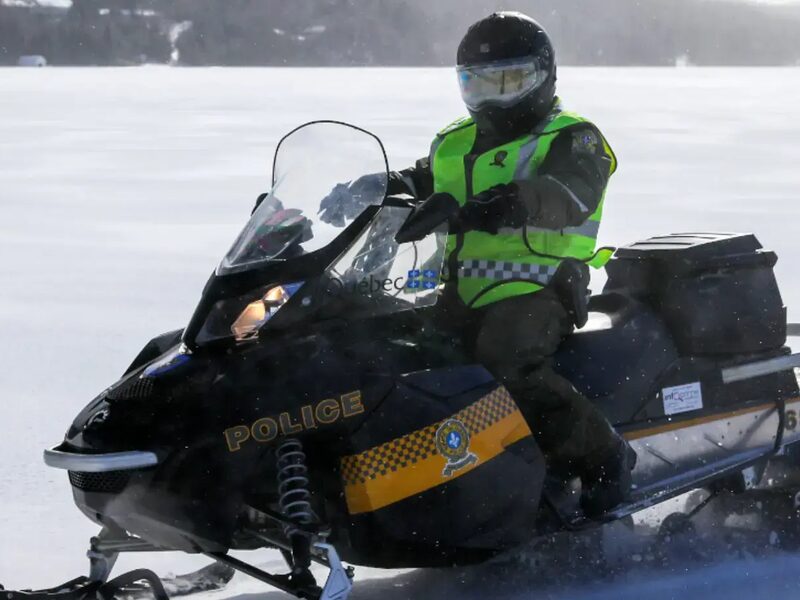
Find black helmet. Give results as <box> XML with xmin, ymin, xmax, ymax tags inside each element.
<box><xmin>456</xmin><ymin>12</ymin><xmax>557</xmax><ymax>137</ymax></box>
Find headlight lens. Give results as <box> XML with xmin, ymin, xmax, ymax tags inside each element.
<box><xmin>231</xmin><ymin>283</ymin><xmax>301</xmax><ymax>341</ymax></box>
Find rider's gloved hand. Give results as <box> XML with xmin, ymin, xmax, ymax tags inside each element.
<box><xmin>348</xmin><ymin>172</ymin><xmax>386</xmax><ymax>200</ymax></box>
<box><xmin>318</xmin><ymin>173</ymin><xmax>387</xmax><ymax>227</ymax></box>
<box><xmin>395</xmin><ymin>192</ymin><xmax>459</xmax><ymax>244</ymax></box>
<box><xmin>458</xmin><ymin>183</ymin><xmax>528</xmax><ymax>235</ymax></box>
<box><xmin>318</xmin><ymin>183</ymin><xmax>352</xmax><ymax>227</ymax></box>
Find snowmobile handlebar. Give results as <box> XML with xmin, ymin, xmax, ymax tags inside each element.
<box><xmin>394</xmin><ymin>192</ymin><xmax>460</xmax><ymax>244</ymax></box>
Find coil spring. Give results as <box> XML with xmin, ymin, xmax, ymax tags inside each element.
<box><xmin>276</xmin><ymin>438</ymin><xmax>314</xmax><ymax>537</ymax></box>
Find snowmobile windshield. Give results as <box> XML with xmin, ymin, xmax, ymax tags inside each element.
<box><xmin>185</xmin><ymin>121</ymin><xmax>447</xmax><ymax>347</ymax></box>
<box><xmin>219</xmin><ymin>121</ymin><xmax>389</xmax><ymax>275</ymax></box>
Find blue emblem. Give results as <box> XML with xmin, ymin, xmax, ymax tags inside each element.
<box><xmin>435</xmin><ymin>418</ymin><xmax>478</xmax><ymax>477</ymax></box>
<box><xmin>406</xmin><ymin>269</ymin><xmax>440</xmax><ymax>290</ymax></box>
<box><xmin>446</xmin><ymin>431</ymin><xmax>462</xmax><ymax>450</ymax></box>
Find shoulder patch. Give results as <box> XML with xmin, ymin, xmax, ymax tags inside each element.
<box><xmin>571</xmin><ymin>129</ymin><xmax>599</xmax><ymax>154</ymax></box>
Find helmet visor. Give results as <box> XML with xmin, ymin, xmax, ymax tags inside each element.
<box><xmin>457</xmin><ymin>58</ymin><xmax>548</xmax><ymax>111</ymax></box>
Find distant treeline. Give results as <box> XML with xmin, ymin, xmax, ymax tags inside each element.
<box><xmin>1</xmin><ymin>0</ymin><xmax>799</xmax><ymax>66</ymax></box>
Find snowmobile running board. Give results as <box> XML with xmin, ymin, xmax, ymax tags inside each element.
<box><xmin>554</xmin><ymin>389</ymin><xmax>792</xmax><ymax>530</ymax></box>
<box><xmin>549</xmin><ymin>443</ymin><xmax>782</xmax><ymax>531</ymax></box>
<box><xmin>547</xmin><ymin>323</ymin><xmax>796</xmax><ymax>527</ymax></box>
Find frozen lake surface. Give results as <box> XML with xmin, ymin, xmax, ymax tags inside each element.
<box><xmin>1</xmin><ymin>66</ymin><xmax>800</xmax><ymax>599</ymax></box>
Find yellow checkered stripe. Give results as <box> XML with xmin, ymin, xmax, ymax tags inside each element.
<box><xmin>340</xmin><ymin>387</ymin><xmax>516</xmax><ymax>487</ymax></box>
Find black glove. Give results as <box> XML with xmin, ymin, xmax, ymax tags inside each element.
<box><xmin>458</xmin><ymin>183</ymin><xmax>528</xmax><ymax>235</ymax></box>
<box><xmin>318</xmin><ymin>173</ymin><xmax>387</xmax><ymax>227</ymax></box>
<box><xmin>395</xmin><ymin>192</ymin><xmax>459</xmax><ymax>244</ymax></box>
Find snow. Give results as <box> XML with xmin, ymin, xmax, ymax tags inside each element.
<box><xmin>1</xmin><ymin>66</ymin><xmax>800</xmax><ymax>598</ymax></box>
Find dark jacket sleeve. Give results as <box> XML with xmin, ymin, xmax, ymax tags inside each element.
<box><xmin>519</xmin><ymin>124</ymin><xmax>615</xmax><ymax>230</ymax></box>
<box><xmin>388</xmin><ymin>156</ymin><xmax>434</xmax><ymax>201</ymax></box>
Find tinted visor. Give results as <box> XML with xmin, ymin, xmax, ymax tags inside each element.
<box><xmin>457</xmin><ymin>58</ymin><xmax>547</xmax><ymax>110</ymax></box>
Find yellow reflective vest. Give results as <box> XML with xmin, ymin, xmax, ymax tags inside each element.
<box><xmin>430</xmin><ymin>102</ymin><xmax>617</xmax><ymax>308</ymax></box>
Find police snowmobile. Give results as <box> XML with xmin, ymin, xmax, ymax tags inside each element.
<box><xmin>4</xmin><ymin>121</ymin><xmax>800</xmax><ymax>600</ymax></box>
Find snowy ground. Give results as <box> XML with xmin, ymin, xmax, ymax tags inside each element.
<box><xmin>1</xmin><ymin>66</ymin><xmax>800</xmax><ymax>599</ymax></box>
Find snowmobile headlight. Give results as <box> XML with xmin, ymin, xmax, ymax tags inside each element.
<box><xmin>231</xmin><ymin>283</ymin><xmax>302</xmax><ymax>341</ymax></box>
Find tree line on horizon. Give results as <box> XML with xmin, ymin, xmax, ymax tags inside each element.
<box><xmin>1</xmin><ymin>0</ymin><xmax>799</xmax><ymax>67</ymax></box>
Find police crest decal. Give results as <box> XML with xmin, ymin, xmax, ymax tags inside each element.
<box><xmin>435</xmin><ymin>419</ymin><xmax>478</xmax><ymax>477</ymax></box>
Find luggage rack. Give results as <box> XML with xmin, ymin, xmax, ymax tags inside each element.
<box><xmin>722</xmin><ymin>323</ymin><xmax>800</xmax><ymax>384</ymax></box>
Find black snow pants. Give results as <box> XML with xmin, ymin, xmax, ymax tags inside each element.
<box><xmin>455</xmin><ymin>289</ymin><xmax>624</xmax><ymax>476</ymax></box>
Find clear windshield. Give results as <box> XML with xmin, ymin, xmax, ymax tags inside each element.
<box><xmin>219</xmin><ymin>122</ymin><xmax>389</xmax><ymax>274</ymax></box>
<box><xmin>191</xmin><ymin>122</ymin><xmax>446</xmax><ymax>347</ymax></box>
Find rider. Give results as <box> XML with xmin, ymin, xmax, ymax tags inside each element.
<box><xmin>390</xmin><ymin>12</ymin><xmax>632</xmax><ymax>516</ymax></box>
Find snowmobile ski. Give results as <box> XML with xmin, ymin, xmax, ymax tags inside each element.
<box><xmin>0</xmin><ymin>563</ymin><xmax>234</xmax><ymax>600</ymax></box>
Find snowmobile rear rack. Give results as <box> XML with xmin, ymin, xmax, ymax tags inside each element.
<box><xmin>719</xmin><ymin>324</ymin><xmax>800</xmax><ymax>384</ymax></box>
<box><xmin>721</xmin><ymin>352</ymin><xmax>800</xmax><ymax>384</ymax></box>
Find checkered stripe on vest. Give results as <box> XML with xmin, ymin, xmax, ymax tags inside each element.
<box><xmin>457</xmin><ymin>260</ymin><xmax>558</xmax><ymax>285</ymax></box>
<box><xmin>339</xmin><ymin>387</ymin><xmax>517</xmax><ymax>486</ymax></box>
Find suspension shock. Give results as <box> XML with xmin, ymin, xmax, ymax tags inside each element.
<box><xmin>275</xmin><ymin>438</ymin><xmax>315</xmax><ymax>578</ymax></box>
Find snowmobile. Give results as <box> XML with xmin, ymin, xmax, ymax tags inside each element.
<box><xmin>4</xmin><ymin>121</ymin><xmax>800</xmax><ymax>600</ymax></box>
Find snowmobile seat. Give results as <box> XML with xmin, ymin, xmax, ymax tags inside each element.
<box><xmin>553</xmin><ymin>292</ymin><xmax>678</xmax><ymax>425</ymax></box>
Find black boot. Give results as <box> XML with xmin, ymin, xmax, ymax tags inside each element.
<box><xmin>580</xmin><ymin>442</ymin><xmax>637</xmax><ymax>518</ymax></box>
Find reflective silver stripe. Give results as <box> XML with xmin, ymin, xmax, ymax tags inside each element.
<box><xmin>513</xmin><ymin>136</ymin><xmax>540</xmax><ymax>180</ymax></box>
<box><xmin>495</xmin><ymin>226</ymin><xmax>526</xmax><ymax>236</ymax></box>
<box><xmin>497</xmin><ymin>219</ymin><xmax>600</xmax><ymax>239</ymax></box>
<box><xmin>429</xmin><ymin>135</ymin><xmax>445</xmax><ymax>174</ymax></box>
<box><xmin>566</xmin><ymin>219</ymin><xmax>600</xmax><ymax>238</ymax></box>
<box><xmin>457</xmin><ymin>260</ymin><xmax>558</xmax><ymax>285</ymax></box>
<box><xmin>527</xmin><ymin>220</ymin><xmax>601</xmax><ymax>238</ymax></box>
<box><xmin>44</xmin><ymin>447</ymin><xmax>159</xmax><ymax>472</ymax></box>
<box><xmin>539</xmin><ymin>175</ymin><xmax>589</xmax><ymax>215</ymax></box>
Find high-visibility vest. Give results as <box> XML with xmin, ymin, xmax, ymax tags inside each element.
<box><xmin>430</xmin><ymin>102</ymin><xmax>617</xmax><ymax>308</ymax></box>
